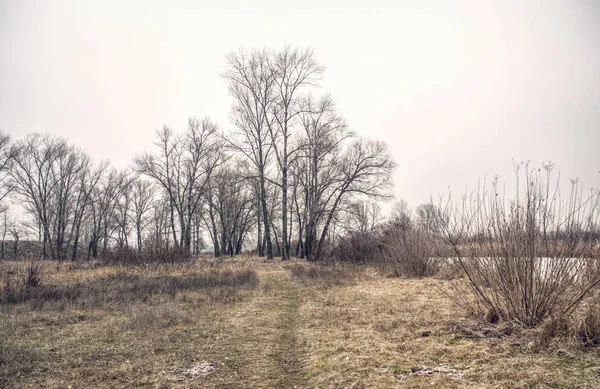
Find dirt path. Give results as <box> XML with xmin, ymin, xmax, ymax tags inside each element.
<box><xmin>220</xmin><ymin>265</ymin><xmax>307</xmax><ymax>388</ymax></box>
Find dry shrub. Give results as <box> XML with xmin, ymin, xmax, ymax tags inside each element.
<box><xmin>330</xmin><ymin>230</ymin><xmax>382</xmax><ymax>264</ymax></box>
<box><xmin>288</xmin><ymin>263</ymin><xmax>359</xmax><ymax>287</ymax></box>
<box><xmin>0</xmin><ymin>261</ymin><xmax>44</xmax><ymax>304</ymax></box>
<box><xmin>22</xmin><ymin>261</ymin><xmax>43</xmax><ymax>288</ymax></box>
<box><xmin>380</xmin><ymin>224</ymin><xmax>439</xmax><ymax>278</ymax></box>
<box><xmin>436</xmin><ymin>164</ymin><xmax>600</xmax><ymax>327</ymax></box>
<box><xmin>329</xmin><ymin>223</ymin><xmax>441</xmax><ymax>278</ymax></box>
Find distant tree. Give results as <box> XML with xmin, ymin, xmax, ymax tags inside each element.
<box><xmin>390</xmin><ymin>199</ymin><xmax>413</xmax><ymax>230</ymax></box>
<box><xmin>296</xmin><ymin>94</ymin><xmax>352</xmax><ymax>259</ymax></box>
<box><xmin>346</xmin><ymin>201</ymin><xmax>384</xmax><ymax>233</ymax></box>
<box><xmin>416</xmin><ymin>203</ymin><xmax>445</xmax><ymax>234</ymax></box>
<box><xmin>135</xmin><ymin>118</ymin><xmax>221</xmax><ymax>253</ymax></box>
<box><xmin>313</xmin><ymin>139</ymin><xmax>395</xmax><ymax>259</ymax></box>
<box><xmin>204</xmin><ymin>160</ymin><xmax>256</xmax><ymax>256</ymax></box>
<box><xmin>11</xmin><ymin>134</ymin><xmax>97</xmax><ymax>260</ymax></box>
<box><xmin>0</xmin><ymin>130</ymin><xmax>19</xmax><ymax>202</ymax></box>
<box><xmin>129</xmin><ymin>178</ymin><xmax>155</xmax><ymax>253</ymax></box>
<box><xmin>87</xmin><ymin>168</ymin><xmax>133</xmax><ymax>258</ymax></box>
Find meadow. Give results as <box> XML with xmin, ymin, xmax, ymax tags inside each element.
<box><xmin>2</xmin><ymin>257</ymin><xmax>599</xmax><ymax>389</ymax></box>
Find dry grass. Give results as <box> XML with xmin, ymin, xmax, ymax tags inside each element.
<box><xmin>287</xmin><ymin>261</ymin><xmax>362</xmax><ymax>287</ymax></box>
<box><xmin>0</xmin><ymin>259</ymin><xmax>260</xmax><ymax>388</ymax></box>
<box><xmin>1</xmin><ymin>258</ymin><xmax>599</xmax><ymax>388</ymax></box>
<box><xmin>296</xmin><ymin>265</ymin><xmax>600</xmax><ymax>388</ymax></box>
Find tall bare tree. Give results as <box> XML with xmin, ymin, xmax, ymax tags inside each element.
<box><xmin>87</xmin><ymin>168</ymin><xmax>133</xmax><ymax>258</ymax></box>
<box><xmin>296</xmin><ymin>95</ymin><xmax>352</xmax><ymax>259</ymax></box>
<box><xmin>223</xmin><ymin>48</ymin><xmax>276</xmax><ymax>259</ymax></box>
<box><xmin>267</xmin><ymin>47</ymin><xmax>324</xmax><ymax>260</ymax></box>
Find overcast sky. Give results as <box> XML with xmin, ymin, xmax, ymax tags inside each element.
<box><xmin>1</xmin><ymin>0</ymin><xmax>599</xmax><ymax>207</ymax></box>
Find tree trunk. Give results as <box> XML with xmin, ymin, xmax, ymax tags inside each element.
<box><xmin>256</xmin><ymin>199</ymin><xmax>263</xmax><ymax>256</ymax></box>
<box><xmin>259</xmin><ymin>168</ymin><xmax>273</xmax><ymax>259</ymax></box>
<box><xmin>281</xmin><ymin>165</ymin><xmax>289</xmax><ymax>260</ymax></box>
<box><xmin>315</xmin><ymin>189</ymin><xmax>346</xmax><ymax>260</ymax></box>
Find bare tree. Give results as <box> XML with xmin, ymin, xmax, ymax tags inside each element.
<box><xmin>8</xmin><ymin>219</ymin><xmax>26</xmax><ymax>257</ymax></box>
<box><xmin>135</xmin><ymin>118</ymin><xmax>221</xmax><ymax>253</ymax></box>
<box><xmin>11</xmin><ymin>134</ymin><xmax>95</xmax><ymax>260</ymax></box>
<box><xmin>416</xmin><ymin>203</ymin><xmax>445</xmax><ymax>234</ymax></box>
<box><xmin>297</xmin><ymin>95</ymin><xmax>352</xmax><ymax>259</ymax></box>
<box><xmin>313</xmin><ymin>139</ymin><xmax>395</xmax><ymax>259</ymax></box>
<box><xmin>345</xmin><ymin>201</ymin><xmax>384</xmax><ymax>233</ymax></box>
<box><xmin>129</xmin><ymin>178</ymin><xmax>155</xmax><ymax>252</ymax></box>
<box><xmin>0</xmin><ymin>205</ymin><xmax>9</xmax><ymax>260</ymax></box>
<box><xmin>87</xmin><ymin>168</ymin><xmax>133</xmax><ymax>258</ymax></box>
<box><xmin>390</xmin><ymin>199</ymin><xmax>413</xmax><ymax>230</ymax></box>
<box><xmin>266</xmin><ymin>46</ymin><xmax>325</xmax><ymax>260</ymax></box>
<box><xmin>0</xmin><ymin>130</ymin><xmax>19</xmax><ymax>202</ymax></box>
<box><xmin>68</xmin><ymin>160</ymin><xmax>107</xmax><ymax>260</ymax></box>
<box><xmin>204</xmin><ymin>161</ymin><xmax>256</xmax><ymax>256</ymax></box>
<box><xmin>223</xmin><ymin>48</ymin><xmax>276</xmax><ymax>259</ymax></box>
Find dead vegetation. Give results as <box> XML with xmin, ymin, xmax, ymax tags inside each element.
<box><xmin>297</xmin><ymin>269</ymin><xmax>600</xmax><ymax>388</ymax></box>
<box><xmin>287</xmin><ymin>262</ymin><xmax>362</xmax><ymax>287</ymax></box>
<box><xmin>1</xmin><ymin>258</ymin><xmax>600</xmax><ymax>388</ymax></box>
<box><xmin>1</xmin><ymin>263</ymin><xmax>258</xmax><ymax>308</ymax></box>
<box><xmin>434</xmin><ymin>165</ymin><xmax>600</xmax><ymax>328</ymax></box>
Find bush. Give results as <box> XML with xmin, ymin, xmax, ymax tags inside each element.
<box><xmin>380</xmin><ymin>224</ymin><xmax>439</xmax><ymax>277</ymax></box>
<box><xmin>22</xmin><ymin>261</ymin><xmax>43</xmax><ymax>288</ymax></box>
<box><xmin>330</xmin><ymin>230</ymin><xmax>383</xmax><ymax>264</ymax></box>
<box><xmin>436</xmin><ymin>164</ymin><xmax>600</xmax><ymax>327</ymax></box>
<box><xmin>329</xmin><ymin>222</ymin><xmax>441</xmax><ymax>278</ymax></box>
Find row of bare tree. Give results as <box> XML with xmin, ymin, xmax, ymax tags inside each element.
<box><xmin>0</xmin><ymin>46</ymin><xmax>396</xmax><ymax>261</ymax></box>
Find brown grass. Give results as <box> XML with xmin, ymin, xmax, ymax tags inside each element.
<box><xmin>1</xmin><ymin>258</ymin><xmax>599</xmax><ymax>388</ymax></box>
<box><xmin>287</xmin><ymin>261</ymin><xmax>362</xmax><ymax>287</ymax></box>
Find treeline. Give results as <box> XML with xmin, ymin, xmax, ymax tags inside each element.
<box><xmin>0</xmin><ymin>46</ymin><xmax>395</xmax><ymax>261</ymax></box>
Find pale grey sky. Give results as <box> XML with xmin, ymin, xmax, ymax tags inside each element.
<box><xmin>1</xmin><ymin>0</ymin><xmax>599</xmax><ymax>207</ymax></box>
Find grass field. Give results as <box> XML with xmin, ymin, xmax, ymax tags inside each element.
<box><xmin>1</xmin><ymin>258</ymin><xmax>599</xmax><ymax>388</ymax></box>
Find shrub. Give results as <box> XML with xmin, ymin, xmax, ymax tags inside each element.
<box><xmin>436</xmin><ymin>164</ymin><xmax>600</xmax><ymax>327</ymax></box>
<box><xmin>330</xmin><ymin>222</ymin><xmax>440</xmax><ymax>278</ymax></box>
<box><xmin>330</xmin><ymin>230</ymin><xmax>383</xmax><ymax>264</ymax></box>
<box><xmin>380</xmin><ymin>224</ymin><xmax>439</xmax><ymax>277</ymax></box>
<box><xmin>22</xmin><ymin>261</ymin><xmax>43</xmax><ymax>288</ymax></box>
